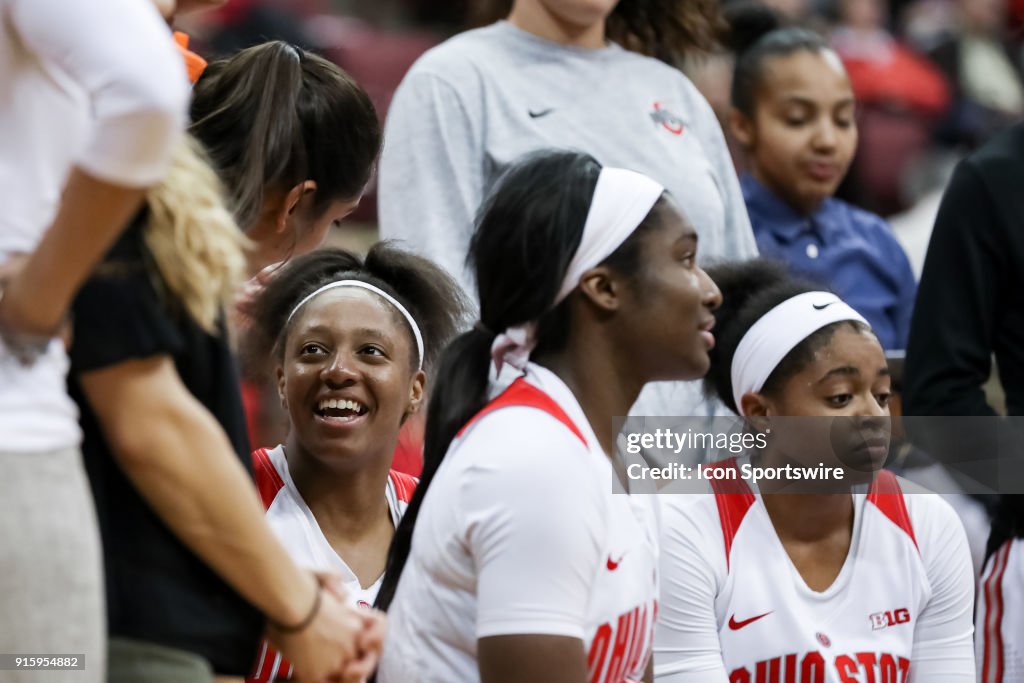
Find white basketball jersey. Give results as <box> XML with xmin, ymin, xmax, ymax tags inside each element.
<box><xmin>378</xmin><ymin>365</ymin><xmax>659</xmax><ymax>683</ymax></box>
<box><xmin>656</xmin><ymin>457</ymin><xmax>975</xmax><ymax>683</ymax></box>
<box><xmin>977</xmin><ymin>538</ymin><xmax>1024</xmax><ymax>682</ymax></box>
<box><xmin>247</xmin><ymin>445</ymin><xmax>416</xmax><ymax>682</ymax></box>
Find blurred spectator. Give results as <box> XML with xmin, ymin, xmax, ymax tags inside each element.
<box><xmin>832</xmin><ymin>0</ymin><xmax>948</xmax><ymax>118</ymax></box>
<box><xmin>927</xmin><ymin>0</ymin><xmax>1024</xmax><ymax>149</ymax></box>
<box><xmin>0</xmin><ymin>1</ymin><xmax>187</xmax><ymax>679</ymax></box>
<box><xmin>727</xmin><ymin>7</ymin><xmax>917</xmax><ymax>349</ymax></box>
<box><xmin>831</xmin><ymin>0</ymin><xmax>950</xmax><ymax>214</ymax></box>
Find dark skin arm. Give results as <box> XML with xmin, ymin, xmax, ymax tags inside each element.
<box><xmin>479</xmin><ymin>635</ymin><xmax>588</xmax><ymax>683</ymax></box>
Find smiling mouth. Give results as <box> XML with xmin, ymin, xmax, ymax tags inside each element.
<box><xmin>315</xmin><ymin>398</ymin><xmax>368</xmax><ymax>422</ymax></box>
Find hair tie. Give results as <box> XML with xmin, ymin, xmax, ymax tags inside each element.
<box><xmin>284</xmin><ymin>43</ymin><xmax>303</xmax><ymax>63</ymax></box>
<box><xmin>730</xmin><ymin>292</ymin><xmax>868</xmax><ymax>415</ymax></box>
<box><xmin>286</xmin><ymin>280</ymin><xmax>424</xmax><ymax>369</ymax></box>
<box><xmin>473</xmin><ymin>321</ymin><xmax>495</xmax><ymax>336</ymax></box>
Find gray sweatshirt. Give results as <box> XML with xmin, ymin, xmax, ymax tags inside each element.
<box><xmin>378</xmin><ymin>21</ymin><xmax>758</xmax><ymax>419</ymax></box>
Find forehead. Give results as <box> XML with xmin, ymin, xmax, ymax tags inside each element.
<box><xmin>760</xmin><ymin>50</ymin><xmax>852</xmax><ymax>103</ymax></box>
<box><xmin>290</xmin><ymin>287</ymin><xmax>404</xmax><ymax>336</ymax></box>
<box><xmin>805</xmin><ymin>326</ymin><xmax>885</xmax><ymax>371</ymax></box>
<box><xmin>649</xmin><ymin>195</ymin><xmax>696</xmax><ymax>240</ymax></box>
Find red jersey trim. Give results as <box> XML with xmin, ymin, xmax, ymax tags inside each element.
<box><xmin>709</xmin><ymin>458</ymin><xmax>756</xmax><ymax>570</ymax></box>
<box><xmin>389</xmin><ymin>470</ymin><xmax>418</xmax><ymax>503</ymax></box>
<box><xmin>457</xmin><ymin>377</ymin><xmax>588</xmax><ymax>447</ymax></box>
<box><xmin>252</xmin><ymin>448</ymin><xmax>286</xmax><ymax>511</ymax></box>
<box><xmin>982</xmin><ymin>541</ymin><xmax>1012</xmax><ymax>683</ymax></box>
<box><xmin>866</xmin><ymin>471</ymin><xmax>918</xmax><ymax>551</ymax></box>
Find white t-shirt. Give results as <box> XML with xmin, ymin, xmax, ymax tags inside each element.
<box><xmin>248</xmin><ymin>445</ymin><xmax>416</xmax><ymax>682</ymax></box>
<box><xmin>654</xmin><ymin>457</ymin><xmax>976</xmax><ymax>683</ymax></box>
<box><xmin>977</xmin><ymin>538</ymin><xmax>1024</xmax><ymax>682</ymax></box>
<box><xmin>378</xmin><ymin>364</ymin><xmax>659</xmax><ymax>683</ymax></box>
<box><xmin>0</xmin><ymin>0</ymin><xmax>188</xmax><ymax>452</ymax></box>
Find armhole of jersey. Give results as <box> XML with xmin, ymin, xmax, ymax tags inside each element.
<box><xmin>866</xmin><ymin>471</ymin><xmax>918</xmax><ymax>551</ymax></box>
<box><xmin>388</xmin><ymin>470</ymin><xmax>419</xmax><ymax>503</ymax></box>
<box><xmin>981</xmin><ymin>540</ymin><xmax>1013</xmax><ymax>683</ymax></box>
<box><xmin>251</xmin><ymin>448</ymin><xmax>285</xmax><ymax>511</ymax></box>
<box><xmin>709</xmin><ymin>457</ymin><xmax>756</xmax><ymax>570</ymax></box>
<box><xmin>457</xmin><ymin>377</ymin><xmax>588</xmax><ymax>447</ymax></box>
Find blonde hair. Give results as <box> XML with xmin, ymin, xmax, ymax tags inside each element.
<box><xmin>144</xmin><ymin>135</ymin><xmax>250</xmax><ymax>334</ymax></box>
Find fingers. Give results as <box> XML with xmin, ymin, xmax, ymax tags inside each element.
<box><xmin>312</xmin><ymin>569</ymin><xmax>349</xmax><ymax>602</ymax></box>
<box><xmin>358</xmin><ymin>610</ymin><xmax>387</xmax><ymax>653</ymax></box>
<box><xmin>339</xmin><ymin>610</ymin><xmax>387</xmax><ymax>683</ymax></box>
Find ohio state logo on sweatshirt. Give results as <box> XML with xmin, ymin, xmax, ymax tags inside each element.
<box><xmin>649</xmin><ymin>101</ymin><xmax>684</xmax><ymax>136</ymax></box>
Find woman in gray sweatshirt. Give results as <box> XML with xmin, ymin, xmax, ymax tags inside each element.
<box><xmin>378</xmin><ymin>0</ymin><xmax>757</xmax><ymax>421</ymax></box>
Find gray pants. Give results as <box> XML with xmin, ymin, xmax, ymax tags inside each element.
<box><xmin>0</xmin><ymin>448</ymin><xmax>105</xmax><ymax>682</ymax></box>
<box><xmin>108</xmin><ymin>638</ymin><xmax>213</xmax><ymax>683</ymax></box>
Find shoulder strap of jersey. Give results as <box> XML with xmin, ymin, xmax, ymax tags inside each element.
<box><xmin>457</xmin><ymin>377</ymin><xmax>588</xmax><ymax>447</ymax></box>
<box><xmin>867</xmin><ymin>470</ymin><xmax>918</xmax><ymax>551</ymax></box>
<box><xmin>709</xmin><ymin>457</ymin><xmax>756</xmax><ymax>570</ymax></box>
<box><xmin>251</xmin><ymin>448</ymin><xmax>286</xmax><ymax>511</ymax></box>
<box><xmin>388</xmin><ymin>470</ymin><xmax>419</xmax><ymax>503</ymax></box>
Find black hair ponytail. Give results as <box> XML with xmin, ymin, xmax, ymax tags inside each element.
<box><xmin>724</xmin><ymin>3</ymin><xmax>831</xmax><ymax>117</ymax></box>
<box><xmin>374</xmin><ymin>150</ymin><xmax>602</xmax><ymax>611</ymax></box>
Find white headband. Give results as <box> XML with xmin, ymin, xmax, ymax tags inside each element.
<box><xmin>490</xmin><ymin>167</ymin><xmax>664</xmax><ymax>374</ymax></box>
<box><xmin>730</xmin><ymin>291</ymin><xmax>868</xmax><ymax>415</ymax></box>
<box><xmin>286</xmin><ymin>280</ymin><xmax>424</xmax><ymax>369</ymax></box>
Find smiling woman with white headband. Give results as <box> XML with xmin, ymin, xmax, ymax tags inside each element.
<box><xmin>242</xmin><ymin>245</ymin><xmax>466</xmax><ymax>682</ymax></box>
<box><xmin>653</xmin><ymin>259</ymin><xmax>975</xmax><ymax>683</ymax></box>
<box><xmin>374</xmin><ymin>149</ymin><xmax>722</xmax><ymax>683</ymax></box>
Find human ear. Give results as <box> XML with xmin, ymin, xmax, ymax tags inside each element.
<box><xmin>275</xmin><ymin>180</ymin><xmax>318</xmax><ymax>234</ymax></box>
<box><xmin>729</xmin><ymin>108</ymin><xmax>756</xmax><ymax>149</ymax></box>
<box><xmin>276</xmin><ymin>366</ymin><xmax>287</xmax><ymax>410</ymax></box>
<box><xmin>403</xmin><ymin>370</ymin><xmax>426</xmax><ymax>423</ymax></box>
<box><xmin>408</xmin><ymin>370</ymin><xmax>426</xmax><ymax>413</ymax></box>
<box><xmin>577</xmin><ymin>266</ymin><xmax>621</xmax><ymax>313</ymax></box>
<box><xmin>740</xmin><ymin>392</ymin><xmax>772</xmax><ymax>419</ymax></box>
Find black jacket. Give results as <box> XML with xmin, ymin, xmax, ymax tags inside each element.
<box><xmin>905</xmin><ymin>121</ymin><xmax>1024</xmax><ymax>418</ymax></box>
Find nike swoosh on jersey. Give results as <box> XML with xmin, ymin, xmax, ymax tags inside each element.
<box><xmin>606</xmin><ymin>554</ymin><xmax>625</xmax><ymax>571</ymax></box>
<box><xmin>528</xmin><ymin>108</ymin><xmax>554</xmax><ymax>118</ymax></box>
<box><xmin>728</xmin><ymin>611</ymin><xmax>773</xmax><ymax>630</ymax></box>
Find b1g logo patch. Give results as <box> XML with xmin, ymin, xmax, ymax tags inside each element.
<box><xmin>649</xmin><ymin>101</ymin><xmax>684</xmax><ymax>136</ymax></box>
<box><xmin>870</xmin><ymin>608</ymin><xmax>911</xmax><ymax>630</ymax></box>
